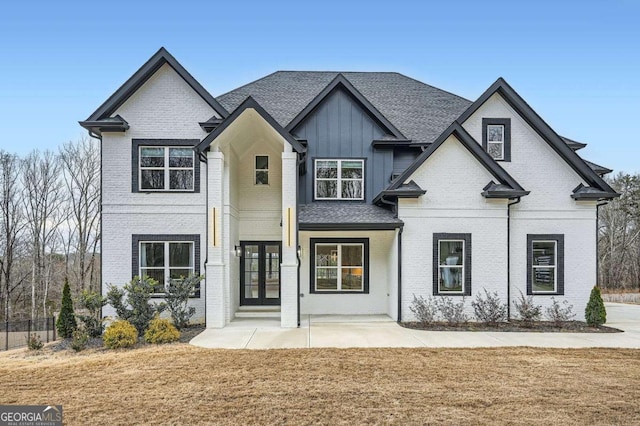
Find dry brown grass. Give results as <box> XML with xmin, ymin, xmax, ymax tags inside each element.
<box><xmin>1</xmin><ymin>344</ymin><xmax>639</xmax><ymax>425</ymax></box>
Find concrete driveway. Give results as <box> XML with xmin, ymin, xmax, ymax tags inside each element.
<box><xmin>190</xmin><ymin>303</ymin><xmax>640</xmax><ymax>349</ymax></box>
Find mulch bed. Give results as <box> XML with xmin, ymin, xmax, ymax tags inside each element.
<box><xmin>48</xmin><ymin>323</ymin><xmax>206</xmax><ymax>353</ymax></box>
<box><xmin>401</xmin><ymin>320</ymin><xmax>622</xmax><ymax>333</ymax></box>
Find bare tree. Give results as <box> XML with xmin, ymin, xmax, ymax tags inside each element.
<box><xmin>22</xmin><ymin>150</ymin><xmax>66</xmax><ymax>320</ymax></box>
<box><xmin>59</xmin><ymin>137</ymin><xmax>101</xmax><ymax>292</ymax></box>
<box><xmin>0</xmin><ymin>151</ymin><xmax>26</xmax><ymax>321</ymax></box>
<box><xmin>599</xmin><ymin>172</ymin><xmax>640</xmax><ymax>290</ymax></box>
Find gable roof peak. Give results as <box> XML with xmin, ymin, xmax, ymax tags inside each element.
<box><xmin>82</xmin><ymin>47</ymin><xmax>228</xmax><ymax>126</ymax></box>
<box><xmin>285</xmin><ymin>72</ymin><xmax>405</xmax><ymax>139</ymax></box>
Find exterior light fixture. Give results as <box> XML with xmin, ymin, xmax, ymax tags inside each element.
<box><xmin>235</xmin><ymin>245</ymin><xmax>242</xmax><ymax>257</ymax></box>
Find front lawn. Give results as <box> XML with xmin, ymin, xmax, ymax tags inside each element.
<box><xmin>1</xmin><ymin>345</ymin><xmax>638</xmax><ymax>425</ymax></box>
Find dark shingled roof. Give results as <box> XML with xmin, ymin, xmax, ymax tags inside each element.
<box><xmin>216</xmin><ymin>72</ymin><xmax>472</xmax><ymax>145</ymax></box>
<box><xmin>299</xmin><ymin>202</ymin><xmax>403</xmax><ymax>230</ymax></box>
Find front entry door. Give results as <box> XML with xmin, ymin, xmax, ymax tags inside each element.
<box><xmin>240</xmin><ymin>241</ymin><xmax>281</xmax><ymax>305</ymax></box>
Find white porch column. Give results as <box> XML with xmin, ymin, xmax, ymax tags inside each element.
<box><xmin>281</xmin><ymin>150</ymin><xmax>298</xmax><ymax>327</ymax></box>
<box><xmin>206</xmin><ymin>151</ymin><xmax>226</xmax><ymax>328</ymax></box>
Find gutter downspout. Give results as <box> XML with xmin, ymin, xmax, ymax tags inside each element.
<box><xmin>596</xmin><ymin>201</ymin><xmax>609</xmax><ymax>288</ymax></box>
<box><xmin>296</xmin><ymin>154</ymin><xmax>301</xmax><ymax>327</ymax></box>
<box><xmin>507</xmin><ymin>197</ymin><xmax>522</xmax><ymax>321</ymax></box>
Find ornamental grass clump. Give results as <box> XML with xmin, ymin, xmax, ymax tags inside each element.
<box><xmin>103</xmin><ymin>320</ymin><xmax>138</xmax><ymax>349</ymax></box>
<box><xmin>144</xmin><ymin>317</ymin><xmax>180</xmax><ymax>344</ymax></box>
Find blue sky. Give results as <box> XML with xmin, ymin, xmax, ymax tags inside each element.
<box><xmin>0</xmin><ymin>0</ymin><xmax>638</xmax><ymax>174</ymax></box>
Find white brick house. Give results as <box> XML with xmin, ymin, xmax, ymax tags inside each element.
<box><xmin>81</xmin><ymin>48</ymin><xmax>618</xmax><ymax>328</ymax></box>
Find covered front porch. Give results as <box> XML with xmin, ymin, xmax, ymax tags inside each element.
<box><xmin>199</xmin><ymin>98</ymin><xmax>303</xmax><ymax>328</ymax></box>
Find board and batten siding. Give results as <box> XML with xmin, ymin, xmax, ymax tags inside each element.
<box><xmin>291</xmin><ymin>87</ymin><xmax>394</xmax><ymax>203</ymax></box>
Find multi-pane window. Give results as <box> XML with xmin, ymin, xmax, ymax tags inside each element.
<box><xmin>531</xmin><ymin>241</ymin><xmax>557</xmax><ymax>293</ymax></box>
<box><xmin>311</xmin><ymin>239</ymin><xmax>369</xmax><ymax>293</ymax></box>
<box><xmin>486</xmin><ymin>125</ymin><xmax>505</xmax><ymax>160</ymax></box>
<box><xmin>315</xmin><ymin>159</ymin><xmax>364</xmax><ymax>200</ymax></box>
<box><xmin>482</xmin><ymin>118</ymin><xmax>511</xmax><ymax>162</ymax></box>
<box><xmin>432</xmin><ymin>233</ymin><xmax>471</xmax><ymax>296</ymax></box>
<box><xmin>527</xmin><ymin>234</ymin><xmax>564</xmax><ymax>295</ymax></box>
<box><xmin>255</xmin><ymin>155</ymin><xmax>269</xmax><ymax>185</ymax></box>
<box><xmin>139</xmin><ymin>241</ymin><xmax>194</xmax><ymax>292</ymax></box>
<box><xmin>437</xmin><ymin>240</ymin><xmax>465</xmax><ymax>293</ymax></box>
<box><xmin>139</xmin><ymin>147</ymin><xmax>194</xmax><ymax>191</ymax></box>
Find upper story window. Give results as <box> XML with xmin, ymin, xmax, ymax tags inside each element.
<box><xmin>482</xmin><ymin>118</ymin><xmax>511</xmax><ymax>162</ymax></box>
<box><xmin>139</xmin><ymin>146</ymin><xmax>194</xmax><ymax>191</ymax></box>
<box><xmin>315</xmin><ymin>159</ymin><xmax>364</xmax><ymax>200</ymax></box>
<box><xmin>527</xmin><ymin>234</ymin><xmax>564</xmax><ymax>295</ymax></box>
<box><xmin>255</xmin><ymin>155</ymin><xmax>269</xmax><ymax>185</ymax></box>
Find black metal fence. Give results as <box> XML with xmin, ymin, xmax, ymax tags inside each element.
<box><xmin>1</xmin><ymin>317</ymin><xmax>56</xmax><ymax>351</ymax></box>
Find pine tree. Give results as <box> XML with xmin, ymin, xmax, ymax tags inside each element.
<box><xmin>585</xmin><ymin>286</ymin><xmax>606</xmax><ymax>327</ymax></box>
<box><xmin>56</xmin><ymin>278</ymin><xmax>77</xmax><ymax>338</ymax></box>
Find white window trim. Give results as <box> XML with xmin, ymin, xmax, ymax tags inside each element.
<box><xmin>486</xmin><ymin>124</ymin><xmax>505</xmax><ymax>161</ymax></box>
<box><xmin>139</xmin><ymin>241</ymin><xmax>195</xmax><ymax>293</ymax></box>
<box><xmin>139</xmin><ymin>146</ymin><xmax>195</xmax><ymax>192</ymax></box>
<box><xmin>314</xmin><ymin>243</ymin><xmax>364</xmax><ymax>292</ymax></box>
<box><xmin>438</xmin><ymin>239</ymin><xmax>465</xmax><ymax>294</ymax></box>
<box><xmin>255</xmin><ymin>155</ymin><xmax>269</xmax><ymax>186</ymax></box>
<box><xmin>314</xmin><ymin>159</ymin><xmax>365</xmax><ymax>200</ymax></box>
<box><xmin>531</xmin><ymin>240</ymin><xmax>558</xmax><ymax>294</ymax></box>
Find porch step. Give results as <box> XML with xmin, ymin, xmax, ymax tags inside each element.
<box><xmin>235</xmin><ymin>306</ymin><xmax>281</xmax><ymax>318</ymax></box>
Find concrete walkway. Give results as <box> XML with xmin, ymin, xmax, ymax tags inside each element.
<box><xmin>190</xmin><ymin>303</ymin><xmax>640</xmax><ymax>349</ymax></box>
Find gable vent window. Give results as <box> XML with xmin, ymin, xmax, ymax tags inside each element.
<box><xmin>255</xmin><ymin>155</ymin><xmax>269</xmax><ymax>185</ymax></box>
<box><xmin>482</xmin><ymin>118</ymin><xmax>511</xmax><ymax>162</ymax></box>
<box><xmin>315</xmin><ymin>159</ymin><xmax>364</xmax><ymax>200</ymax></box>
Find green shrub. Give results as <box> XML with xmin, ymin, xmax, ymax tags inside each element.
<box><xmin>103</xmin><ymin>320</ymin><xmax>138</xmax><ymax>349</ymax></box>
<box><xmin>56</xmin><ymin>278</ymin><xmax>77</xmax><ymax>338</ymax></box>
<box><xmin>144</xmin><ymin>317</ymin><xmax>180</xmax><ymax>344</ymax></box>
<box><xmin>27</xmin><ymin>333</ymin><xmax>43</xmax><ymax>350</ymax></box>
<box><xmin>71</xmin><ymin>327</ymin><xmax>90</xmax><ymax>352</ymax></box>
<box><xmin>585</xmin><ymin>286</ymin><xmax>606</xmax><ymax>327</ymax></box>
<box><xmin>106</xmin><ymin>276</ymin><xmax>165</xmax><ymax>335</ymax></box>
<box><xmin>76</xmin><ymin>290</ymin><xmax>107</xmax><ymax>337</ymax></box>
<box><xmin>165</xmin><ymin>275</ymin><xmax>201</xmax><ymax>330</ymax></box>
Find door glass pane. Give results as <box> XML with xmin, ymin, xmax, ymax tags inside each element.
<box><xmin>265</xmin><ymin>245</ymin><xmax>280</xmax><ymax>299</ymax></box>
<box><xmin>244</xmin><ymin>245</ymin><xmax>259</xmax><ymax>300</ymax></box>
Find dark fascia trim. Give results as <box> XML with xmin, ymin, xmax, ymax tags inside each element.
<box><xmin>84</xmin><ymin>47</ymin><xmax>228</xmax><ymax>123</ymax></box>
<box><xmin>527</xmin><ymin>234</ymin><xmax>564</xmax><ymax>296</ymax></box>
<box><xmin>132</xmin><ymin>234</ymin><xmax>202</xmax><ymax>298</ymax></box>
<box><xmin>78</xmin><ymin>115</ymin><xmax>130</xmax><ymax>135</ymax></box>
<box><xmin>583</xmin><ymin>159</ymin><xmax>613</xmax><ymax>176</ymax></box>
<box><xmin>195</xmin><ymin>96</ymin><xmax>306</xmax><ymax>154</ymax></box>
<box><xmin>482</xmin><ymin>118</ymin><xmax>511</xmax><ymax>162</ymax></box>
<box><xmin>384</xmin><ymin>122</ymin><xmax>526</xmax><ymax>196</ymax></box>
<box><xmin>131</xmin><ymin>139</ymin><xmax>201</xmax><ymax>193</ymax></box>
<box><xmin>198</xmin><ymin>117</ymin><xmax>224</xmax><ymax>132</ymax></box>
<box><xmin>561</xmin><ymin>136</ymin><xmax>587</xmax><ymax>151</ymax></box>
<box><xmin>285</xmin><ymin>73</ymin><xmax>406</xmax><ymax>139</ymax></box>
<box><xmin>299</xmin><ymin>222</ymin><xmax>403</xmax><ymax>231</ymax></box>
<box><xmin>571</xmin><ymin>183</ymin><xmax>620</xmax><ymax>200</ymax></box>
<box><xmin>432</xmin><ymin>233</ymin><xmax>472</xmax><ymax>297</ymax></box>
<box><xmin>456</xmin><ymin>77</ymin><xmax>616</xmax><ymax>194</ymax></box>
<box><xmin>309</xmin><ymin>237</ymin><xmax>370</xmax><ymax>294</ymax></box>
